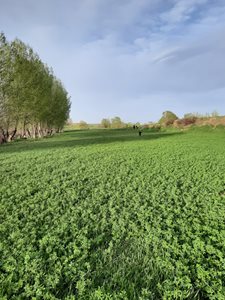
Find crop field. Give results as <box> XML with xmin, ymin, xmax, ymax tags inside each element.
<box><xmin>0</xmin><ymin>127</ymin><xmax>225</xmax><ymax>299</ymax></box>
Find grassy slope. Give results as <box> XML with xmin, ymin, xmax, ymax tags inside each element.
<box><xmin>0</xmin><ymin>128</ymin><xmax>225</xmax><ymax>299</ymax></box>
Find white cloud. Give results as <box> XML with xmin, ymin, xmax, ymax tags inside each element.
<box><xmin>160</xmin><ymin>0</ymin><xmax>209</xmax><ymax>24</ymax></box>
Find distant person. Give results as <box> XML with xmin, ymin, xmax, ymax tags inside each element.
<box><xmin>133</xmin><ymin>125</ymin><xmax>135</xmax><ymax>129</ymax></box>
<box><xmin>138</xmin><ymin>129</ymin><xmax>142</xmax><ymax>136</ymax></box>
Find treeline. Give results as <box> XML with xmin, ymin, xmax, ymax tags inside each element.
<box><xmin>68</xmin><ymin>110</ymin><xmax>225</xmax><ymax>131</ymax></box>
<box><xmin>67</xmin><ymin>117</ymin><xmax>127</xmax><ymax>130</ymax></box>
<box><xmin>158</xmin><ymin>111</ymin><xmax>225</xmax><ymax>127</ymax></box>
<box><xmin>101</xmin><ymin>116</ymin><xmax>125</xmax><ymax>128</ymax></box>
<box><xmin>0</xmin><ymin>32</ymin><xmax>70</xmax><ymax>143</ymax></box>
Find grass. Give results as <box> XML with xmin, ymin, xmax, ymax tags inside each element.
<box><xmin>0</xmin><ymin>127</ymin><xmax>225</xmax><ymax>299</ymax></box>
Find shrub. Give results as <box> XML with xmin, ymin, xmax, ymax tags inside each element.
<box><xmin>159</xmin><ymin>111</ymin><xmax>178</xmax><ymax>126</ymax></box>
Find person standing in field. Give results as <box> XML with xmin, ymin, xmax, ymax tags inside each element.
<box><xmin>138</xmin><ymin>128</ymin><xmax>142</xmax><ymax>136</ymax></box>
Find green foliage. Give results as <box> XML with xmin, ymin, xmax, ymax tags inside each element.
<box><xmin>101</xmin><ymin>118</ymin><xmax>111</xmax><ymax>129</ymax></box>
<box><xmin>111</xmin><ymin>116</ymin><xmax>124</xmax><ymax>128</ymax></box>
<box><xmin>184</xmin><ymin>111</ymin><xmax>220</xmax><ymax>119</ymax></box>
<box><xmin>78</xmin><ymin>121</ymin><xmax>89</xmax><ymax>129</ymax></box>
<box><xmin>159</xmin><ymin>111</ymin><xmax>178</xmax><ymax>126</ymax></box>
<box><xmin>0</xmin><ymin>128</ymin><xmax>225</xmax><ymax>299</ymax></box>
<box><xmin>0</xmin><ymin>32</ymin><xmax>70</xmax><ymax>142</ymax></box>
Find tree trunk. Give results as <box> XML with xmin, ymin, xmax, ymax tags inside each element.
<box><xmin>32</xmin><ymin>124</ymin><xmax>36</xmax><ymax>139</ymax></box>
<box><xmin>26</xmin><ymin>128</ymin><xmax>31</xmax><ymax>138</ymax></box>
<box><xmin>0</xmin><ymin>128</ymin><xmax>6</xmax><ymax>144</ymax></box>
<box><xmin>37</xmin><ymin>123</ymin><xmax>42</xmax><ymax>138</ymax></box>
<box><xmin>7</xmin><ymin>128</ymin><xmax>17</xmax><ymax>142</ymax></box>
<box><xmin>22</xmin><ymin>120</ymin><xmax>26</xmax><ymax>137</ymax></box>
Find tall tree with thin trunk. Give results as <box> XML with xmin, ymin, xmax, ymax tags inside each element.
<box><xmin>0</xmin><ymin>32</ymin><xmax>71</xmax><ymax>143</ymax></box>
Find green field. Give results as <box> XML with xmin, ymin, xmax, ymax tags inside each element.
<box><xmin>1</xmin><ymin>128</ymin><xmax>225</xmax><ymax>299</ymax></box>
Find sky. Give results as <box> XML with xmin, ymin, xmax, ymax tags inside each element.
<box><xmin>0</xmin><ymin>0</ymin><xmax>225</xmax><ymax>123</ymax></box>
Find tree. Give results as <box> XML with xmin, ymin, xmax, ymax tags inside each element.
<box><xmin>66</xmin><ymin>117</ymin><xmax>73</xmax><ymax>125</ymax></box>
<box><xmin>0</xmin><ymin>32</ymin><xmax>18</xmax><ymax>142</ymax></box>
<box><xmin>101</xmin><ymin>118</ymin><xmax>111</xmax><ymax>128</ymax></box>
<box><xmin>0</xmin><ymin>32</ymin><xmax>70</xmax><ymax>142</ymax></box>
<box><xmin>184</xmin><ymin>112</ymin><xmax>202</xmax><ymax>118</ymax></box>
<box><xmin>159</xmin><ymin>111</ymin><xmax>178</xmax><ymax>126</ymax></box>
<box><xmin>111</xmin><ymin>116</ymin><xmax>124</xmax><ymax>128</ymax></box>
<box><xmin>211</xmin><ymin>110</ymin><xmax>219</xmax><ymax>117</ymax></box>
<box><xmin>79</xmin><ymin>120</ymin><xmax>89</xmax><ymax>129</ymax></box>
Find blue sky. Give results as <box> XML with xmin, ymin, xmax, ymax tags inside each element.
<box><xmin>0</xmin><ymin>0</ymin><xmax>225</xmax><ymax>123</ymax></box>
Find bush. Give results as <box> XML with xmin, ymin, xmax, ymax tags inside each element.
<box><xmin>101</xmin><ymin>119</ymin><xmax>111</xmax><ymax>129</ymax></box>
<box><xmin>159</xmin><ymin>111</ymin><xmax>178</xmax><ymax>126</ymax></box>
<box><xmin>174</xmin><ymin>117</ymin><xmax>197</xmax><ymax>127</ymax></box>
<box><xmin>79</xmin><ymin>121</ymin><xmax>89</xmax><ymax>129</ymax></box>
